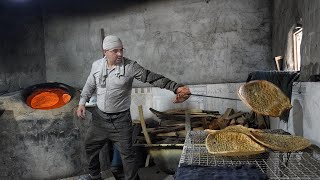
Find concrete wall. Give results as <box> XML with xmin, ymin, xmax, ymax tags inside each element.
<box><xmin>44</xmin><ymin>0</ymin><xmax>273</xmax><ymax>89</ymax></box>
<box><xmin>272</xmin><ymin>0</ymin><xmax>320</xmax><ymax>145</ymax></box>
<box><xmin>273</xmin><ymin>0</ymin><xmax>320</xmax><ymax>80</ymax></box>
<box><xmin>271</xmin><ymin>82</ymin><xmax>320</xmax><ymax>147</ymax></box>
<box><xmin>0</xmin><ymin>16</ymin><xmax>46</xmax><ymax>95</ymax></box>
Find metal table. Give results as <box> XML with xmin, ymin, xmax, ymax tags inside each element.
<box><xmin>179</xmin><ymin>130</ymin><xmax>320</xmax><ymax>180</ymax></box>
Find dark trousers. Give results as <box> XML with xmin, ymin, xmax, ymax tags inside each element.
<box><xmin>85</xmin><ymin>107</ymin><xmax>139</xmax><ymax>180</ymax></box>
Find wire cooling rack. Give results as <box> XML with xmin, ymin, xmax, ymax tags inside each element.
<box><xmin>179</xmin><ymin>131</ymin><xmax>320</xmax><ymax>180</ymax></box>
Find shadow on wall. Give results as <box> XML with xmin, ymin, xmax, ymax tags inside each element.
<box><xmin>300</xmin><ymin>62</ymin><xmax>320</xmax><ymax>81</ymax></box>
<box><xmin>292</xmin><ymin>99</ymin><xmax>303</xmax><ymax>136</ymax></box>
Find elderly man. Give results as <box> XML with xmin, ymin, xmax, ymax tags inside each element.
<box><xmin>77</xmin><ymin>35</ymin><xmax>190</xmax><ymax>180</ymax></box>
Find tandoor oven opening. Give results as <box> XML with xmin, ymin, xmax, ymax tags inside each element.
<box><xmin>22</xmin><ymin>82</ymin><xmax>76</xmax><ymax>110</ymax></box>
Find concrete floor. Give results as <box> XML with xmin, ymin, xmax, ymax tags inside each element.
<box><xmin>59</xmin><ymin>165</ymin><xmax>174</xmax><ymax>180</ymax></box>
<box><xmin>138</xmin><ymin>166</ymin><xmax>174</xmax><ymax>180</ymax></box>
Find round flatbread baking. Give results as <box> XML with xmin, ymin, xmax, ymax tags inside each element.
<box><xmin>249</xmin><ymin>131</ymin><xmax>311</xmax><ymax>152</ymax></box>
<box><xmin>238</xmin><ymin>80</ymin><xmax>292</xmax><ymax>117</ymax></box>
<box><xmin>205</xmin><ymin>131</ymin><xmax>266</xmax><ymax>156</ymax></box>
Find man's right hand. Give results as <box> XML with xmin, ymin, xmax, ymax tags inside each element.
<box><xmin>174</xmin><ymin>86</ymin><xmax>191</xmax><ymax>103</ymax></box>
<box><xmin>76</xmin><ymin>105</ymin><xmax>86</xmax><ymax>120</ymax></box>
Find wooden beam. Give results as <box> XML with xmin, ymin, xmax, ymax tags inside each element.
<box><xmin>225</xmin><ymin>112</ymin><xmax>246</xmax><ymax>120</ymax></box>
<box><xmin>150</xmin><ymin>125</ymin><xmax>185</xmax><ymax>134</ymax></box>
<box><xmin>100</xmin><ymin>28</ymin><xmax>105</xmax><ymax>57</ymax></box>
<box><xmin>138</xmin><ymin>105</ymin><xmax>152</xmax><ymax>144</ymax></box>
<box><xmin>185</xmin><ymin>110</ymin><xmax>191</xmax><ymax>132</ymax></box>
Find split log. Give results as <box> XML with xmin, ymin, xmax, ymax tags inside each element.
<box><xmin>225</xmin><ymin>112</ymin><xmax>246</xmax><ymax>120</ymax></box>
<box><xmin>149</xmin><ymin>108</ymin><xmax>219</xmax><ymax>121</ymax></box>
<box><xmin>236</xmin><ymin>116</ymin><xmax>246</xmax><ymax>125</ymax></box>
<box><xmin>164</xmin><ymin>108</ymin><xmax>219</xmax><ymax>115</ymax></box>
<box><xmin>164</xmin><ymin>108</ymin><xmax>203</xmax><ymax>114</ymax></box>
<box><xmin>256</xmin><ymin>113</ymin><xmax>267</xmax><ymax>129</ymax></box>
<box><xmin>229</xmin><ymin>119</ymin><xmax>236</xmax><ymax>126</ymax></box>
<box><xmin>156</xmin><ymin>132</ymin><xmax>177</xmax><ymax>137</ymax></box>
<box><xmin>221</xmin><ymin>108</ymin><xmax>234</xmax><ymax>119</ymax></box>
<box><xmin>150</xmin><ymin>125</ymin><xmax>185</xmax><ymax>134</ymax></box>
<box><xmin>217</xmin><ymin>108</ymin><xmax>234</xmax><ymax>129</ymax></box>
<box><xmin>208</xmin><ymin>119</ymin><xmax>220</xmax><ymax>130</ymax></box>
<box><xmin>202</xmin><ymin>117</ymin><xmax>208</xmax><ymax>129</ymax></box>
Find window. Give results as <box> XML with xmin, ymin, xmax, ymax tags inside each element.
<box><xmin>293</xmin><ymin>28</ymin><xmax>302</xmax><ymax>71</ymax></box>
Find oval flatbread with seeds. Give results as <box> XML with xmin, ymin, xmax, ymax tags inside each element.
<box><xmin>238</xmin><ymin>80</ymin><xmax>292</xmax><ymax>117</ymax></box>
<box><xmin>205</xmin><ymin>131</ymin><xmax>266</xmax><ymax>156</ymax></box>
<box><xmin>223</xmin><ymin>125</ymin><xmax>264</xmax><ymax>135</ymax></box>
<box><xmin>249</xmin><ymin>131</ymin><xmax>311</xmax><ymax>152</ymax></box>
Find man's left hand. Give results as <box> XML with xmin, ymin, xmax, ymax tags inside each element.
<box><xmin>173</xmin><ymin>86</ymin><xmax>191</xmax><ymax>103</ymax></box>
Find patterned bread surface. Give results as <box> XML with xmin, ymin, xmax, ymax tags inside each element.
<box><xmin>238</xmin><ymin>80</ymin><xmax>292</xmax><ymax>117</ymax></box>
<box><xmin>222</xmin><ymin>125</ymin><xmax>264</xmax><ymax>135</ymax></box>
<box><xmin>250</xmin><ymin>131</ymin><xmax>311</xmax><ymax>152</ymax></box>
<box><xmin>205</xmin><ymin>131</ymin><xmax>266</xmax><ymax>156</ymax></box>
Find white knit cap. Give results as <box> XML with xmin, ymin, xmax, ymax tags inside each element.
<box><xmin>102</xmin><ymin>35</ymin><xmax>123</xmax><ymax>50</ymax></box>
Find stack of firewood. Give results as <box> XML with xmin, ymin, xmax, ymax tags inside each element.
<box><xmin>136</xmin><ymin>108</ymin><xmax>218</xmax><ymax>144</ymax></box>
<box><xmin>208</xmin><ymin>108</ymin><xmax>269</xmax><ymax>130</ymax></box>
<box><xmin>133</xmin><ymin>107</ymin><xmax>269</xmax><ymax>145</ymax></box>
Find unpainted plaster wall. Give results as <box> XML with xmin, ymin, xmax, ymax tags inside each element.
<box><xmin>0</xmin><ymin>16</ymin><xmax>46</xmax><ymax>94</ymax></box>
<box><xmin>44</xmin><ymin>0</ymin><xmax>273</xmax><ymax>89</ymax></box>
<box><xmin>272</xmin><ymin>0</ymin><xmax>320</xmax><ymax>146</ymax></box>
<box><xmin>273</xmin><ymin>0</ymin><xmax>320</xmax><ymax>80</ymax></box>
<box><xmin>271</xmin><ymin>82</ymin><xmax>320</xmax><ymax>147</ymax></box>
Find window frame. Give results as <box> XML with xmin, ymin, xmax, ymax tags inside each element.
<box><xmin>293</xmin><ymin>28</ymin><xmax>303</xmax><ymax>71</ymax></box>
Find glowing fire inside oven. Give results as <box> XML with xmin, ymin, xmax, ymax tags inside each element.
<box><xmin>26</xmin><ymin>88</ymin><xmax>71</xmax><ymax>110</ymax></box>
